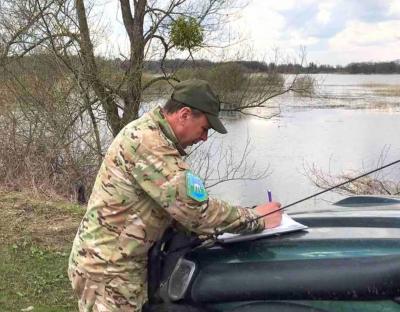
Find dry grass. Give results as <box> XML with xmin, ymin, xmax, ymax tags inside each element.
<box><xmin>362</xmin><ymin>83</ymin><xmax>400</xmax><ymax>96</ymax></box>
<box><xmin>0</xmin><ymin>190</ymin><xmax>84</xmax><ymax>250</ymax></box>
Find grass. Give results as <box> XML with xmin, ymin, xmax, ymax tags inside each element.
<box><xmin>361</xmin><ymin>83</ymin><xmax>400</xmax><ymax>96</ymax></box>
<box><xmin>0</xmin><ymin>190</ymin><xmax>84</xmax><ymax>312</ymax></box>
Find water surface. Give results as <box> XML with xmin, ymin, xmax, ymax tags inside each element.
<box><xmin>207</xmin><ymin>74</ymin><xmax>400</xmax><ymax>212</ymax></box>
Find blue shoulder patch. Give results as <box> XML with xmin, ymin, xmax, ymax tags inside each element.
<box><xmin>186</xmin><ymin>171</ymin><xmax>208</xmax><ymax>202</ymax></box>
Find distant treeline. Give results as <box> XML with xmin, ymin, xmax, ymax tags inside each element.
<box><xmin>140</xmin><ymin>59</ymin><xmax>400</xmax><ymax>74</ymax></box>
<box><xmin>4</xmin><ymin>55</ymin><xmax>400</xmax><ymax>75</ymax></box>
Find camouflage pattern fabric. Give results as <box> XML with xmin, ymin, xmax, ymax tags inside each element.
<box><xmin>68</xmin><ymin>266</ymin><xmax>145</xmax><ymax>312</ymax></box>
<box><xmin>68</xmin><ymin>106</ymin><xmax>264</xmax><ymax>311</ymax></box>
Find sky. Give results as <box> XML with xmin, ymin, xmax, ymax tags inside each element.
<box><xmin>231</xmin><ymin>0</ymin><xmax>400</xmax><ymax>65</ymax></box>
<box><xmin>100</xmin><ymin>0</ymin><xmax>400</xmax><ymax>66</ymax></box>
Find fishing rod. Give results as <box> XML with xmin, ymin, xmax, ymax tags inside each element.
<box><xmin>168</xmin><ymin>158</ymin><xmax>400</xmax><ymax>254</ymax></box>
<box><xmin>251</xmin><ymin>158</ymin><xmax>400</xmax><ymax>223</ymax></box>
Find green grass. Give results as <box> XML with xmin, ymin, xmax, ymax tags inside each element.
<box><xmin>0</xmin><ymin>191</ymin><xmax>84</xmax><ymax>311</ymax></box>
<box><xmin>0</xmin><ymin>244</ymin><xmax>77</xmax><ymax>312</ymax></box>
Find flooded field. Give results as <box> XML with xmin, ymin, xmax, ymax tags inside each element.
<box><xmin>207</xmin><ymin>74</ymin><xmax>400</xmax><ymax>212</ymax></box>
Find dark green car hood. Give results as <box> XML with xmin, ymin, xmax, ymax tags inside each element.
<box><xmin>152</xmin><ymin>196</ymin><xmax>400</xmax><ymax>312</ymax></box>
<box><xmin>174</xmin><ymin>197</ymin><xmax>400</xmax><ymax>311</ymax></box>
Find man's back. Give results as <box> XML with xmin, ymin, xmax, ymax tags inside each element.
<box><xmin>69</xmin><ymin>108</ymin><xmax>178</xmax><ymax>276</ymax></box>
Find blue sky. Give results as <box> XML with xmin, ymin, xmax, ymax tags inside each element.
<box><xmin>99</xmin><ymin>0</ymin><xmax>400</xmax><ymax>66</ymax></box>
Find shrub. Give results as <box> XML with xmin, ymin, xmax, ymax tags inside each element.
<box><xmin>292</xmin><ymin>76</ymin><xmax>315</xmax><ymax>97</ymax></box>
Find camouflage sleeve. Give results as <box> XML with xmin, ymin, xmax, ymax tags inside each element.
<box><xmin>129</xmin><ymin>129</ymin><xmax>265</xmax><ymax>236</ymax></box>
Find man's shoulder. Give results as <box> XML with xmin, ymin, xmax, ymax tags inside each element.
<box><xmin>116</xmin><ymin>110</ymin><xmax>178</xmax><ymax>155</ymax></box>
<box><xmin>125</xmin><ymin>110</ymin><xmax>158</xmax><ymax>133</ymax></box>
<box><xmin>116</xmin><ymin>111</ymin><xmax>160</xmax><ymax>143</ymax></box>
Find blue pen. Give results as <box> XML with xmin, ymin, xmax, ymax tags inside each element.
<box><xmin>267</xmin><ymin>190</ymin><xmax>272</xmax><ymax>202</ymax></box>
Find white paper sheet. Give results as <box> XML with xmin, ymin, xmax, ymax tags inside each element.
<box><xmin>217</xmin><ymin>214</ymin><xmax>308</xmax><ymax>243</ymax></box>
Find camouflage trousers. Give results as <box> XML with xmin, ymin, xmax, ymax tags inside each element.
<box><xmin>68</xmin><ymin>267</ymin><xmax>147</xmax><ymax>312</ymax></box>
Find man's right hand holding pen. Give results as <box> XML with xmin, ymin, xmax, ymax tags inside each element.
<box><xmin>254</xmin><ymin>190</ymin><xmax>282</xmax><ymax>229</ymax></box>
<box><xmin>255</xmin><ymin>202</ymin><xmax>282</xmax><ymax>229</ymax></box>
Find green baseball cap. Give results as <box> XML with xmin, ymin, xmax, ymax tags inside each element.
<box><xmin>171</xmin><ymin>79</ymin><xmax>227</xmax><ymax>134</ymax></box>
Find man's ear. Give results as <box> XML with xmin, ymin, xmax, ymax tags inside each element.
<box><xmin>178</xmin><ymin>107</ymin><xmax>192</xmax><ymax>123</ymax></box>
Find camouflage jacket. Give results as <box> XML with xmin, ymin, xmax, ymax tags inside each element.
<box><xmin>68</xmin><ymin>106</ymin><xmax>264</xmax><ymax>277</ymax></box>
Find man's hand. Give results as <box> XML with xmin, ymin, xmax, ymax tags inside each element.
<box><xmin>254</xmin><ymin>202</ymin><xmax>282</xmax><ymax>229</ymax></box>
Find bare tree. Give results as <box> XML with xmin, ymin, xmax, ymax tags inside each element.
<box><xmin>0</xmin><ymin>52</ymin><xmax>103</xmax><ymax>200</ymax></box>
<box><xmin>0</xmin><ymin>0</ymin><xmax>313</xmax><ymax>200</ymax></box>
<box><xmin>306</xmin><ymin>148</ymin><xmax>400</xmax><ymax>196</ymax></box>
<box><xmin>1</xmin><ymin>0</ymin><xmax>311</xmax><ymax>134</ymax></box>
<box><xmin>187</xmin><ymin>133</ymin><xmax>270</xmax><ymax>189</ymax></box>
<box><xmin>75</xmin><ymin>0</ymin><xmax>248</xmax><ymax>135</ymax></box>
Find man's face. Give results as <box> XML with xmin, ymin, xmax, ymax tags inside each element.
<box><xmin>177</xmin><ymin>108</ymin><xmax>210</xmax><ymax>149</ymax></box>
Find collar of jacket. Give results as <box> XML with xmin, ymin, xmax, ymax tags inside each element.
<box><xmin>151</xmin><ymin>106</ymin><xmax>187</xmax><ymax>156</ymax></box>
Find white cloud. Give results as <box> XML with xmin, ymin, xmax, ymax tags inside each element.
<box><xmin>329</xmin><ymin>20</ymin><xmax>400</xmax><ymax>49</ymax></box>
<box><xmin>249</xmin><ymin>0</ymin><xmax>296</xmax><ymax>12</ymax></box>
<box><xmin>227</xmin><ymin>2</ymin><xmax>287</xmax><ymax>59</ymax></box>
<box><xmin>230</xmin><ymin>1</ymin><xmax>326</xmax><ymax>61</ymax></box>
<box><xmin>316</xmin><ymin>1</ymin><xmax>335</xmax><ymax>25</ymax></box>
<box><xmin>287</xmin><ymin>32</ymin><xmax>319</xmax><ymax>47</ymax></box>
<box><xmin>235</xmin><ymin>0</ymin><xmax>400</xmax><ymax>64</ymax></box>
<box><xmin>326</xmin><ymin>20</ymin><xmax>400</xmax><ymax>63</ymax></box>
<box><xmin>388</xmin><ymin>0</ymin><xmax>400</xmax><ymax>16</ymax></box>
<box><xmin>316</xmin><ymin>9</ymin><xmax>331</xmax><ymax>25</ymax></box>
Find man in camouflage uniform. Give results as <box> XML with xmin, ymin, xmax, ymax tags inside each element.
<box><xmin>68</xmin><ymin>79</ymin><xmax>282</xmax><ymax>311</ymax></box>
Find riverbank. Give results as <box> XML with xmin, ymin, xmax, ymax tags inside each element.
<box><xmin>0</xmin><ymin>191</ymin><xmax>83</xmax><ymax>311</ymax></box>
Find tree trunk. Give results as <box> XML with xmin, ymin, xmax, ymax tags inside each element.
<box><xmin>75</xmin><ymin>0</ymin><xmax>122</xmax><ymax>136</ymax></box>
<box><xmin>120</xmin><ymin>0</ymin><xmax>146</xmax><ymax>125</ymax></box>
